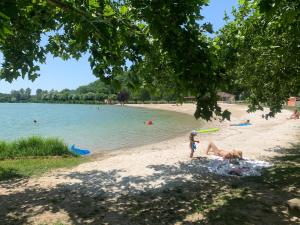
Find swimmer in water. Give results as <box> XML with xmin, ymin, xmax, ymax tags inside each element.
<box><xmin>144</xmin><ymin>120</ymin><xmax>153</xmax><ymax>125</ymax></box>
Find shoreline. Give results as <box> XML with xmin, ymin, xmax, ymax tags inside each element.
<box><xmin>121</xmin><ymin>103</ymin><xmax>300</xmax><ymax>160</ymax></box>
<box><xmin>73</xmin><ymin>102</ymin><xmax>299</xmax><ymax>167</ymax></box>
<box><xmin>3</xmin><ymin>103</ymin><xmax>299</xmax><ymax>174</ymax></box>
<box><xmin>1</xmin><ymin>103</ymin><xmax>299</xmax><ymax>178</ymax></box>
<box><xmin>1</xmin><ymin>103</ymin><xmax>300</xmax><ymax>224</ymax></box>
<box><xmin>87</xmin><ymin>103</ymin><xmax>203</xmax><ymax>158</ymax></box>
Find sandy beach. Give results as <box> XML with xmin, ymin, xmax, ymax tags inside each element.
<box><xmin>1</xmin><ymin>103</ymin><xmax>299</xmax><ymax>224</ymax></box>
<box><xmin>129</xmin><ymin>103</ymin><xmax>300</xmax><ymax>160</ymax></box>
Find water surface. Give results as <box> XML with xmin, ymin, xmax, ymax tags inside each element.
<box><xmin>0</xmin><ymin>103</ymin><xmax>201</xmax><ymax>151</ymax></box>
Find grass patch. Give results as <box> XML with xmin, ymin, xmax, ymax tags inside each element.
<box><xmin>0</xmin><ymin>136</ymin><xmax>88</xmax><ymax>181</ymax></box>
<box><xmin>0</xmin><ymin>136</ymin><xmax>76</xmax><ymax>159</ymax></box>
<box><xmin>0</xmin><ymin>157</ymin><xmax>87</xmax><ymax>181</ymax></box>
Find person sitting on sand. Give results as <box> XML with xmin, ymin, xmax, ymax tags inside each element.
<box><xmin>206</xmin><ymin>142</ymin><xmax>243</xmax><ymax>160</ymax></box>
<box><xmin>288</xmin><ymin>110</ymin><xmax>300</xmax><ymax>120</ymax></box>
<box><xmin>230</xmin><ymin>119</ymin><xmax>250</xmax><ymax>126</ymax></box>
<box><xmin>189</xmin><ymin>130</ymin><xmax>199</xmax><ymax>158</ymax></box>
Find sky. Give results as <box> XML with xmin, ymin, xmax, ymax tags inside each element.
<box><xmin>0</xmin><ymin>0</ymin><xmax>238</xmax><ymax>94</ymax></box>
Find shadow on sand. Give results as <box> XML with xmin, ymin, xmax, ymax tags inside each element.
<box><xmin>1</xmin><ymin>145</ymin><xmax>300</xmax><ymax>225</ymax></box>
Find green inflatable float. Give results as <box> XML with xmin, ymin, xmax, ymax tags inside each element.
<box><xmin>196</xmin><ymin>128</ymin><xmax>219</xmax><ymax>133</ymax></box>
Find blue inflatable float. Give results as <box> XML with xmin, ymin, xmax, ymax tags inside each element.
<box><xmin>70</xmin><ymin>144</ymin><xmax>91</xmax><ymax>156</ymax></box>
<box><xmin>230</xmin><ymin>123</ymin><xmax>252</xmax><ymax>127</ymax></box>
<box><xmin>237</xmin><ymin>123</ymin><xmax>251</xmax><ymax>126</ymax></box>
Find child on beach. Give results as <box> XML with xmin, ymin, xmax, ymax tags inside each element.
<box><xmin>189</xmin><ymin>130</ymin><xmax>199</xmax><ymax>158</ymax></box>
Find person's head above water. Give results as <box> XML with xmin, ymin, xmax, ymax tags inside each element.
<box><xmin>145</xmin><ymin>120</ymin><xmax>153</xmax><ymax>125</ymax></box>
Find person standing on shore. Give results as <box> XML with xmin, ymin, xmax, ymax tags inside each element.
<box><xmin>189</xmin><ymin>130</ymin><xmax>199</xmax><ymax>158</ymax></box>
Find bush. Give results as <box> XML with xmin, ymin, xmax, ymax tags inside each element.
<box><xmin>0</xmin><ymin>136</ymin><xmax>76</xmax><ymax>159</ymax></box>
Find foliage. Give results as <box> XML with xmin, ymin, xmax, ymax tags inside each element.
<box><xmin>0</xmin><ymin>92</ymin><xmax>10</xmax><ymax>102</ymax></box>
<box><xmin>117</xmin><ymin>89</ymin><xmax>130</xmax><ymax>104</ymax></box>
<box><xmin>215</xmin><ymin>0</ymin><xmax>300</xmax><ymax>117</ymax></box>
<box><xmin>139</xmin><ymin>88</ymin><xmax>151</xmax><ymax>102</ymax></box>
<box><xmin>0</xmin><ymin>136</ymin><xmax>75</xmax><ymax>159</ymax></box>
<box><xmin>10</xmin><ymin>88</ymin><xmax>31</xmax><ymax>101</ymax></box>
<box><xmin>128</xmin><ymin>0</ymin><xmax>229</xmax><ymax>120</ymax></box>
<box><xmin>1</xmin><ymin>0</ymin><xmax>299</xmax><ymax>119</ymax></box>
<box><xmin>0</xmin><ymin>0</ymin><xmax>230</xmax><ymax>120</ymax></box>
<box><xmin>0</xmin><ymin>76</ymin><xmax>180</xmax><ymax>103</ymax></box>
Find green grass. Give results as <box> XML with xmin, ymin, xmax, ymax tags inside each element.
<box><xmin>0</xmin><ymin>136</ymin><xmax>88</xmax><ymax>181</ymax></box>
<box><xmin>0</xmin><ymin>136</ymin><xmax>76</xmax><ymax>159</ymax></box>
<box><xmin>0</xmin><ymin>157</ymin><xmax>87</xmax><ymax>181</ymax></box>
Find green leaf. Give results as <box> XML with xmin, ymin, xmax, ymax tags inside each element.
<box><xmin>0</xmin><ymin>11</ymin><xmax>10</xmax><ymax>20</ymax></box>
<box><xmin>89</xmin><ymin>0</ymin><xmax>99</xmax><ymax>8</ymax></box>
<box><xmin>137</xmin><ymin>23</ymin><xmax>146</xmax><ymax>29</ymax></box>
<box><xmin>120</xmin><ymin>6</ymin><xmax>128</xmax><ymax>15</ymax></box>
<box><xmin>111</xmin><ymin>79</ymin><xmax>121</xmax><ymax>91</ymax></box>
<box><xmin>104</xmin><ymin>5</ymin><xmax>115</xmax><ymax>17</ymax></box>
<box><xmin>238</xmin><ymin>0</ymin><xmax>245</xmax><ymax>5</ymax></box>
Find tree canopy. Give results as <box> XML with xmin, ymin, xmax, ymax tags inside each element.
<box><xmin>215</xmin><ymin>0</ymin><xmax>300</xmax><ymax>117</ymax></box>
<box><xmin>0</xmin><ymin>0</ymin><xmax>299</xmax><ymax>119</ymax></box>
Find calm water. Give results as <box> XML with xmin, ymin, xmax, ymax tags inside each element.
<box><xmin>0</xmin><ymin>103</ymin><xmax>200</xmax><ymax>151</ymax></box>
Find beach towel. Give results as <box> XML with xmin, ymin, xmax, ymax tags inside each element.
<box><xmin>206</xmin><ymin>156</ymin><xmax>271</xmax><ymax>176</ymax></box>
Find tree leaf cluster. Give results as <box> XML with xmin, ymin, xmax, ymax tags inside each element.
<box><xmin>1</xmin><ymin>0</ymin><xmax>299</xmax><ymax>119</ymax></box>
<box><xmin>215</xmin><ymin>0</ymin><xmax>300</xmax><ymax>117</ymax></box>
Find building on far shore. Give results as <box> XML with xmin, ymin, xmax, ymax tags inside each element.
<box><xmin>183</xmin><ymin>92</ymin><xmax>235</xmax><ymax>104</ymax></box>
<box><xmin>217</xmin><ymin>92</ymin><xmax>235</xmax><ymax>103</ymax></box>
<box><xmin>287</xmin><ymin>97</ymin><xmax>300</xmax><ymax>107</ymax></box>
<box><xmin>183</xmin><ymin>96</ymin><xmax>196</xmax><ymax>103</ymax></box>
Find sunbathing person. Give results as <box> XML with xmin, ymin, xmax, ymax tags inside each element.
<box><xmin>230</xmin><ymin>119</ymin><xmax>250</xmax><ymax>126</ymax></box>
<box><xmin>206</xmin><ymin>142</ymin><xmax>243</xmax><ymax>160</ymax></box>
<box><xmin>288</xmin><ymin>110</ymin><xmax>300</xmax><ymax>120</ymax></box>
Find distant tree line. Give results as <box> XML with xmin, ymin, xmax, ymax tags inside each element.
<box><xmin>0</xmin><ymin>79</ymin><xmax>179</xmax><ymax>104</ymax></box>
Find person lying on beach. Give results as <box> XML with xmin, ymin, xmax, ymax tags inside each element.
<box><xmin>189</xmin><ymin>130</ymin><xmax>199</xmax><ymax>158</ymax></box>
<box><xmin>288</xmin><ymin>110</ymin><xmax>300</xmax><ymax>120</ymax></box>
<box><xmin>206</xmin><ymin>142</ymin><xmax>243</xmax><ymax>161</ymax></box>
<box><xmin>230</xmin><ymin>119</ymin><xmax>250</xmax><ymax>126</ymax></box>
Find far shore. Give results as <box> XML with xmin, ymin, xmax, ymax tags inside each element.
<box><xmin>1</xmin><ymin>103</ymin><xmax>299</xmax><ymax>224</ymax></box>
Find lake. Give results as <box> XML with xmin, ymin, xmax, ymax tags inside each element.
<box><xmin>0</xmin><ymin>103</ymin><xmax>200</xmax><ymax>151</ymax></box>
